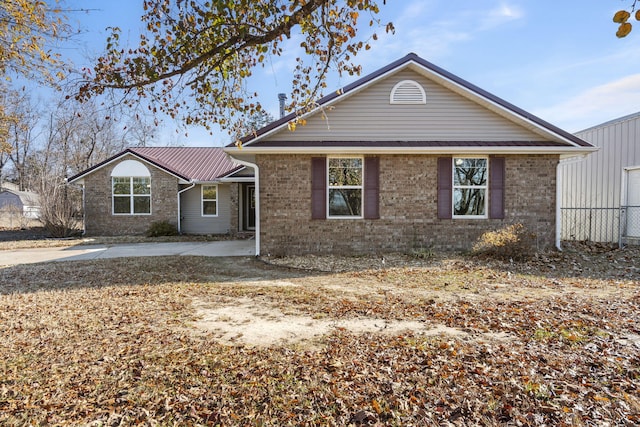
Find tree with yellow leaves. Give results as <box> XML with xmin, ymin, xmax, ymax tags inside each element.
<box><xmin>0</xmin><ymin>0</ymin><xmax>74</xmax><ymax>84</ymax></box>
<box><xmin>0</xmin><ymin>1</ymin><xmax>75</xmax><ymax>156</ymax></box>
<box><xmin>77</xmin><ymin>0</ymin><xmax>393</xmax><ymax>138</ymax></box>
<box><xmin>614</xmin><ymin>0</ymin><xmax>640</xmax><ymax>37</ymax></box>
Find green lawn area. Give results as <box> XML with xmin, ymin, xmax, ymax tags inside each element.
<box><xmin>0</xmin><ymin>249</ymin><xmax>638</xmax><ymax>425</ymax></box>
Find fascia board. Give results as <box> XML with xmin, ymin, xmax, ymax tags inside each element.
<box><xmin>225</xmin><ymin>145</ymin><xmax>598</xmax><ymax>156</ymax></box>
<box><xmin>407</xmin><ymin>64</ymin><xmax>583</xmax><ymax>147</ymax></box>
<box><xmin>67</xmin><ymin>151</ymin><xmax>190</xmax><ymax>184</ymax></box>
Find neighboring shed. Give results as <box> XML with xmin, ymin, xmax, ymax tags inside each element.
<box><xmin>0</xmin><ymin>183</ymin><xmax>40</xmax><ymax>220</ymax></box>
<box><xmin>560</xmin><ymin>112</ymin><xmax>640</xmax><ymax>244</ymax></box>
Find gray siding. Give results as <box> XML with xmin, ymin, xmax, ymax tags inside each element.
<box><xmin>180</xmin><ymin>184</ymin><xmax>232</xmax><ymax>235</ymax></box>
<box><xmin>560</xmin><ymin>113</ymin><xmax>640</xmax><ymax>241</ymax></box>
<box><xmin>263</xmin><ymin>69</ymin><xmax>545</xmax><ymax>142</ymax></box>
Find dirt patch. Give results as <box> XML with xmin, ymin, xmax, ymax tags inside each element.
<box><xmin>192</xmin><ymin>296</ymin><xmax>482</xmax><ymax>347</ymax></box>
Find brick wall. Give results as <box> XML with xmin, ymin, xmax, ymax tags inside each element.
<box><xmin>257</xmin><ymin>154</ymin><xmax>558</xmax><ymax>255</ymax></box>
<box><xmin>229</xmin><ymin>182</ymin><xmax>239</xmax><ymax>236</ymax></box>
<box><xmin>82</xmin><ymin>155</ymin><xmax>179</xmax><ymax>236</ymax></box>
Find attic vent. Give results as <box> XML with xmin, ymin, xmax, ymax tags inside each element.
<box><xmin>390</xmin><ymin>80</ymin><xmax>426</xmax><ymax>104</ymax></box>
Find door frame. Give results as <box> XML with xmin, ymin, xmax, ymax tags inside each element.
<box><xmin>242</xmin><ymin>183</ymin><xmax>256</xmax><ymax>231</ymax></box>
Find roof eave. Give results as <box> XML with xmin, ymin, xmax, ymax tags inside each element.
<box><xmin>224</xmin><ymin>145</ymin><xmax>598</xmax><ymax>156</ymax></box>
<box><xmin>67</xmin><ymin>149</ymin><xmax>191</xmax><ymax>184</ymax></box>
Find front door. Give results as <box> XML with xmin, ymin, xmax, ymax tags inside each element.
<box><xmin>245</xmin><ymin>184</ymin><xmax>256</xmax><ymax>230</ymax></box>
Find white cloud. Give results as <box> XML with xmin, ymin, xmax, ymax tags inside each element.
<box><xmin>357</xmin><ymin>0</ymin><xmax>525</xmax><ymax>67</ymax></box>
<box><xmin>534</xmin><ymin>74</ymin><xmax>640</xmax><ymax>132</ymax></box>
<box><xmin>481</xmin><ymin>3</ymin><xmax>525</xmax><ymax>30</ymax></box>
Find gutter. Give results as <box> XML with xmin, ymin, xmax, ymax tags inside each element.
<box><xmin>556</xmin><ymin>155</ymin><xmax>588</xmax><ymax>250</ymax></box>
<box><xmin>228</xmin><ymin>157</ymin><xmax>260</xmax><ymax>256</ymax></box>
<box><xmin>224</xmin><ymin>146</ymin><xmax>598</xmax><ymax>156</ymax></box>
<box><xmin>177</xmin><ymin>182</ymin><xmax>196</xmax><ymax>234</ymax></box>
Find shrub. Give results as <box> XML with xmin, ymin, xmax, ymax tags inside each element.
<box><xmin>38</xmin><ymin>183</ymin><xmax>82</xmax><ymax>238</ymax></box>
<box><xmin>146</xmin><ymin>221</ymin><xmax>178</xmax><ymax>237</ymax></box>
<box><xmin>472</xmin><ymin>223</ymin><xmax>536</xmax><ymax>261</ymax></box>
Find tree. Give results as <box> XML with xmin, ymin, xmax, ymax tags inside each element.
<box><xmin>234</xmin><ymin>109</ymin><xmax>276</xmax><ymax>140</ymax></box>
<box><xmin>77</xmin><ymin>0</ymin><xmax>393</xmax><ymax>140</ymax></box>
<box><xmin>0</xmin><ymin>0</ymin><xmax>74</xmax><ymax>85</ymax></box>
<box><xmin>614</xmin><ymin>1</ymin><xmax>640</xmax><ymax>37</ymax></box>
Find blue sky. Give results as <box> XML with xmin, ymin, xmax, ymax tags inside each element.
<box><xmin>64</xmin><ymin>1</ymin><xmax>640</xmax><ymax>146</ymax></box>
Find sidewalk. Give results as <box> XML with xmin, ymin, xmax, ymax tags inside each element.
<box><xmin>0</xmin><ymin>240</ymin><xmax>256</xmax><ymax>266</ymax></box>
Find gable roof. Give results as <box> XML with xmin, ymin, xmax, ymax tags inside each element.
<box><xmin>576</xmin><ymin>111</ymin><xmax>640</xmax><ymax>135</ymax></box>
<box><xmin>0</xmin><ymin>187</ymin><xmax>39</xmax><ymax>205</ymax></box>
<box><xmin>226</xmin><ymin>52</ymin><xmax>594</xmax><ymax>155</ymax></box>
<box><xmin>67</xmin><ymin>147</ymin><xmax>243</xmax><ymax>184</ymax></box>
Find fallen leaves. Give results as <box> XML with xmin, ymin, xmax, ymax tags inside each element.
<box><xmin>0</xmin><ymin>246</ymin><xmax>638</xmax><ymax>425</ymax></box>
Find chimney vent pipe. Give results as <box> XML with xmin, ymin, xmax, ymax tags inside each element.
<box><xmin>278</xmin><ymin>93</ymin><xmax>287</xmax><ymax>118</ymax></box>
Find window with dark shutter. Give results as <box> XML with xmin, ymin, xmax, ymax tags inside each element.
<box><xmin>364</xmin><ymin>157</ymin><xmax>380</xmax><ymax>219</ymax></box>
<box><xmin>311</xmin><ymin>157</ymin><xmax>327</xmax><ymax>219</ymax></box>
<box><xmin>489</xmin><ymin>156</ymin><xmax>505</xmax><ymax>219</ymax></box>
<box><xmin>437</xmin><ymin>157</ymin><xmax>453</xmax><ymax>219</ymax></box>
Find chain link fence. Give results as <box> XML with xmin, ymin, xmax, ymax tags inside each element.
<box><xmin>620</xmin><ymin>206</ymin><xmax>640</xmax><ymax>246</ymax></box>
<box><xmin>560</xmin><ymin>208</ymin><xmax>620</xmax><ymax>244</ymax></box>
<box><xmin>561</xmin><ymin>207</ymin><xmax>640</xmax><ymax>246</ymax></box>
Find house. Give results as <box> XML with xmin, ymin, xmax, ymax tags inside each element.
<box><xmin>224</xmin><ymin>53</ymin><xmax>596</xmax><ymax>256</ymax></box>
<box><xmin>66</xmin><ymin>147</ymin><xmax>255</xmax><ymax>236</ymax></box>
<box><xmin>0</xmin><ymin>182</ymin><xmax>40</xmax><ymax>220</ymax></box>
<box><xmin>560</xmin><ymin>112</ymin><xmax>640</xmax><ymax>245</ymax></box>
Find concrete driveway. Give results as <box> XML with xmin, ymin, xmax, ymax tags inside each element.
<box><xmin>0</xmin><ymin>240</ymin><xmax>256</xmax><ymax>266</ymax></box>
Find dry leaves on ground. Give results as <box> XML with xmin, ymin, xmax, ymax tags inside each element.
<box><xmin>0</xmin><ymin>245</ymin><xmax>638</xmax><ymax>425</ymax></box>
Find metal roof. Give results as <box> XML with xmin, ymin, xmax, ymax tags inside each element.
<box><xmin>68</xmin><ymin>147</ymin><xmax>243</xmax><ymax>183</ymax></box>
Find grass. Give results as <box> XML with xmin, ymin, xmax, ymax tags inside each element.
<box><xmin>0</xmin><ymin>250</ymin><xmax>638</xmax><ymax>425</ymax></box>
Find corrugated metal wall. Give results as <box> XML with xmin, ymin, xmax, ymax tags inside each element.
<box><xmin>561</xmin><ymin>112</ymin><xmax>640</xmax><ymax>242</ymax></box>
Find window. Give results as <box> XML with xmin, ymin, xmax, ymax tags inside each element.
<box><xmin>202</xmin><ymin>185</ymin><xmax>218</xmax><ymax>216</ymax></box>
<box><xmin>328</xmin><ymin>157</ymin><xmax>363</xmax><ymax>218</ymax></box>
<box><xmin>112</xmin><ymin>177</ymin><xmax>151</xmax><ymax>215</ymax></box>
<box><xmin>452</xmin><ymin>157</ymin><xmax>487</xmax><ymax>218</ymax></box>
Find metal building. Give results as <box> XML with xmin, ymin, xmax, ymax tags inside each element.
<box><xmin>560</xmin><ymin>112</ymin><xmax>640</xmax><ymax>244</ymax></box>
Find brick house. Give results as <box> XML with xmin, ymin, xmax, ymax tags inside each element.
<box><xmin>224</xmin><ymin>53</ymin><xmax>596</xmax><ymax>256</ymax></box>
<box><xmin>67</xmin><ymin>147</ymin><xmax>255</xmax><ymax>236</ymax></box>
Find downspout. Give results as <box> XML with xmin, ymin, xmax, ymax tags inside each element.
<box><xmin>80</xmin><ymin>184</ymin><xmax>86</xmax><ymax>235</ymax></box>
<box><xmin>556</xmin><ymin>156</ymin><xmax>587</xmax><ymax>251</ymax></box>
<box><xmin>177</xmin><ymin>182</ymin><xmax>196</xmax><ymax>234</ymax></box>
<box><xmin>229</xmin><ymin>158</ymin><xmax>260</xmax><ymax>256</ymax></box>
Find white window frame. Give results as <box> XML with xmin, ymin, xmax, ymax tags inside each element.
<box><xmin>201</xmin><ymin>184</ymin><xmax>218</xmax><ymax>217</ymax></box>
<box><xmin>112</xmin><ymin>176</ymin><xmax>152</xmax><ymax>216</ymax></box>
<box><xmin>452</xmin><ymin>157</ymin><xmax>488</xmax><ymax>219</ymax></box>
<box><xmin>327</xmin><ymin>156</ymin><xmax>364</xmax><ymax>219</ymax></box>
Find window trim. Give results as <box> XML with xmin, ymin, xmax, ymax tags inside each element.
<box><xmin>112</xmin><ymin>176</ymin><xmax>152</xmax><ymax>216</ymax></box>
<box><xmin>327</xmin><ymin>156</ymin><xmax>364</xmax><ymax>219</ymax></box>
<box><xmin>201</xmin><ymin>184</ymin><xmax>218</xmax><ymax>217</ymax></box>
<box><xmin>452</xmin><ymin>156</ymin><xmax>488</xmax><ymax>219</ymax></box>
